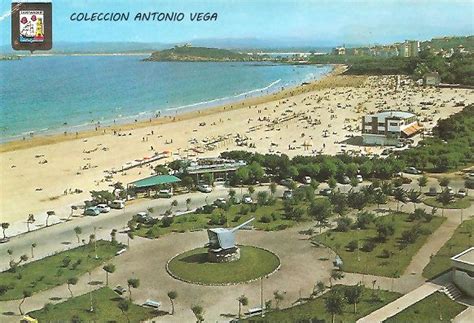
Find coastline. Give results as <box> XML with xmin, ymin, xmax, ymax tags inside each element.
<box><xmin>0</xmin><ymin>64</ymin><xmax>350</xmax><ymax>153</ymax></box>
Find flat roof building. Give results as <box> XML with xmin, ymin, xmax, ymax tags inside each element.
<box><xmin>362</xmin><ymin>111</ymin><xmax>422</xmax><ymax>146</ymax></box>
<box><xmin>450</xmin><ymin>247</ymin><xmax>474</xmax><ymax>297</ymax></box>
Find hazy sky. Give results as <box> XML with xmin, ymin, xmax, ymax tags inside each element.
<box><xmin>1</xmin><ymin>0</ymin><xmax>473</xmax><ymax>47</ymax></box>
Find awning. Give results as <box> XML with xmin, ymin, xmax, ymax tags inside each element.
<box><xmin>128</xmin><ymin>175</ymin><xmax>181</xmax><ymax>189</ymax></box>
<box><xmin>402</xmin><ymin>124</ymin><xmax>423</xmax><ymax>137</ymax></box>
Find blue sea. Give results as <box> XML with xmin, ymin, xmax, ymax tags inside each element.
<box><xmin>0</xmin><ymin>55</ymin><xmax>331</xmax><ymax>141</ymax></box>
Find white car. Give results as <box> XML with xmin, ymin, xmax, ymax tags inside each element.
<box><xmin>457</xmin><ymin>189</ymin><xmax>467</xmax><ymax>198</ymax></box>
<box><xmin>356</xmin><ymin>175</ymin><xmax>363</xmax><ymax>183</ymax></box>
<box><xmin>96</xmin><ymin>204</ymin><xmax>110</xmax><ymax>213</ymax></box>
<box><xmin>197</xmin><ymin>184</ymin><xmax>212</xmax><ymax>193</ymax></box>
<box><xmin>303</xmin><ymin>176</ymin><xmax>312</xmax><ymax>184</ymax></box>
<box><xmin>110</xmin><ymin>200</ymin><xmax>125</xmax><ymax>209</ymax></box>
<box><xmin>243</xmin><ymin>196</ymin><xmax>253</xmax><ymax>204</ymax></box>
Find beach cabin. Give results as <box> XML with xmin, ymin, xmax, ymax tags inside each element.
<box><xmin>423</xmin><ymin>72</ymin><xmax>441</xmax><ymax>86</ymax></box>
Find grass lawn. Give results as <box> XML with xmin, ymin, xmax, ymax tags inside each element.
<box><xmin>167</xmin><ymin>246</ymin><xmax>280</xmax><ymax>285</ymax></box>
<box><xmin>313</xmin><ymin>213</ymin><xmax>445</xmax><ymax>277</ymax></box>
<box><xmin>423</xmin><ymin>218</ymin><xmax>473</xmax><ymax>279</ymax></box>
<box><xmin>134</xmin><ymin>199</ymin><xmax>314</xmax><ymax>239</ymax></box>
<box><xmin>243</xmin><ymin>285</ymin><xmax>401</xmax><ymax>322</ymax></box>
<box><xmin>384</xmin><ymin>292</ymin><xmax>466</xmax><ymax>323</ymax></box>
<box><xmin>29</xmin><ymin>287</ymin><xmax>161</xmax><ymax>322</ymax></box>
<box><xmin>423</xmin><ymin>196</ymin><xmax>472</xmax><ymax>209</ymax></box>
<box><xmin>0</xmin><ymin>240</ymin><xmax>122</xmax><ymax>301</ymax></box>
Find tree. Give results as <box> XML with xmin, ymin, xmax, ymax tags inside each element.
<box><xmin>325</xmin><ymin>291</ymin><xmax>344</xmax><ymax>323</ymax></box>
<box><xmin>393</xmin><ymin>188</ymin><xmax>407</xmax><ymax>212</ymax></box>
<box><xmin>375</xmin><ymin>191</ymin><xmax>387</xmax><ymax>209</ymax></box>
<box><xmin>237</xmin><ymin>294</ymin><xmax>248</xmax><ymax>319</ymax></box>
<box><xmin>437</xmin><ymin>188</ymin><xmax>453</xmax><ymax>216</ymax></box>
<box><xmin>7</xmin><ymin>249</ymin><xmax>13</xmax><ymax>261</ymax></box>
<box><xmin>308</xmin><ymin>199</ymin><xmax>332</xmax><ymax>232</ymax></box>
<box><xmin>376</xmin><ymin>222</ymin><xmax>395</xmax><ymax>242</ymax></box>
<box><xmin>167</xmin><ymin>290</ymin><xmax>178</xmax><ymax>315</ymax></box>
<box><xmin>410</xmin><ymin>208</ymin><xmax>427</xmax><ymax>221</ymax></box>
<box><xmin>103</xmin><ymin>264</ymin><xmax>116</xmax><ymax>286</ymax></box>
<box><xmin>269</xmin><ymin>182</ymin><xmax>277</xmax><ymax>196</ymax></box>
<box><xmin>186</xmin><ymin>198</ymin><xmax>192</xmax><ymax>211</ymax></box>
<box><xmin>328</xmin><ymin>177</ymin><xmax>337</xmax><ymax>189</ymax></box>
<box><xmin>356</xmin><ymin>212</ymin><xmax>375</xmax><ymax>229</ymax></box>
<box><xmin>330</xmin><ymin>270</ymin><xmax>344</xmax><ymax>287</ymax></box>
<box><xmin>31</xmin><ymin>243</ymin><xmax>37</xmax><ymax>258</ymax></box>
<box><xmin>110</xmin><ymin>229</ymin><xmax>117</xmax><ymax>243</ymax></box>
<box><xmin>407</xmin><ymin>189</ymin><xmax>422</xmax><ymax>211</ymax></box>
<box><xmin>344</xmin><ymin>284</ymin><xmax>363</xmax><ymax>313</ymax></box>
<box><xmin>418</xmin><ymin>175</ymin><xmax>428</xmax><ymax>192</ymax></box>
<box><xmin>118</xmin><ymin>299</ymin><xmax>130</xmax><ymax>323</ymax></box>
<box><xmin>67</xmin><ymin>277</ymin><xmax>78</xmax><ymax>298</ymax></box>
<box><xmin>19</xmin><ymin>290</ymin><xmax>32</xmax><ymax>315</ymax></box>
<box><xmin>19</xmin><ymin>254</ymin><xmax>28</xmax><ymax>264</ymax></box>
<box><xmin>336</xmin><ymin>217</ymin><xmax>352</xmax><ymax>232</ymax></box>
<box><xmin>127</xmin><ymin>278</ymin><xmax>140</xmax><ymax>301</ymax></box>
<box><xmin>26</xmin><ymin>214</ymin><xmax>35</xmax><ymax>232</ymax></box>
<box><xmin>45</xmin><ymin>211</ymin><xmax>55</xmax><ymax>227</ymax></box>
<box><xmin>257</xmin><ymin>191</ymin><xmax>269</xmax><ymax>206</ymax></box>
<box><xmin>74</xmin><ymin>226</ymin><xmax>82</xmax><ymax>243</ymax></box>
<box><xmin>313</xmin><ymin>281</ymin><xmax>326</xmax><ymax>297</ymax></box>
<box><xmin>439</xmin><ymin>177</ymin><xmax>450</xmax><ymax>188</ymax></box>
<box><xmin>273</xmin><ymin>290</ymin><xmax>285</xmax><ymax>309</ymax></box>
<box><xmin>191</xmin><ymin>305</ymin><xmax>204</xmax><ymax>323</ymax></box>
<box><xmin>330</xmin><ymin>192</ymin><xmax>347</xmax><ymax>216</ymax></box>
<box><xmin>169</xmin><ymin>199</ymin><xmax>178</xmax><ymax>212</ymax></box>
<box><xmin>248</xmin><ymin>185</ymin><xmax>255</xmax><ymax>197</ymax></box>
<box><xmin>1</xmin><ymin>222</ymin><xmax>9</xmax><ymax>239</ymax></box>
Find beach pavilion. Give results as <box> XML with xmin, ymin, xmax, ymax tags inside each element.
<box><xmin>127</xmin><ymin>174</ymin><xmax>181</xmax><ymax>196</ymax></box>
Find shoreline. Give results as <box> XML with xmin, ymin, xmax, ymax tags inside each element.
<box><xmin>0</xmin><ymin>64</ymin><xmax>349</xmax><ymax>153</ymax></box>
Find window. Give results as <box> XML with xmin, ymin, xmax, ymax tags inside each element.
<box><xmin>390</xmin><ymin>122</ymin><xmax>398</xmax><ymax>126</ymax></box>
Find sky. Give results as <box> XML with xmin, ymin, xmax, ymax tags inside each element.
<box><xmin>0</xmin><ymin>0</ymin><xmax>473</xmax><ymax>48</ymax></box>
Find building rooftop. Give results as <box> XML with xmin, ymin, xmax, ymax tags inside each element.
<box><xmin>128</xmin><ymin>174</ymin><xmax>181</xmax><ymax>189</ymax></box>
<box><xmin>451</xmin><ymin>247</ymin><xmax>474</xmax><ymax>265</ymax></box>
<box><xmin>365</xmin><ymin>111</ymin><xmax>416</xmax><ymax>121</ymax></box>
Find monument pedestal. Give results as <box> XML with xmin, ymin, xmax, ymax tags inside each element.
<box><xmin>208</xmin><ymin>247</ymin><xmax>240</xmax><ymax>263</ymax></box>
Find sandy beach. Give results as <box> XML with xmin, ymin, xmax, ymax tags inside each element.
<box><xmin>1</xmin><ymin>69</ymin><xmax>472</xmax><ymax>225</ymax></box>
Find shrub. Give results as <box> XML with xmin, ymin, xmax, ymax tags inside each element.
<box><xmin>362</xmin><ymin>240</ymin><xmax>376</xmax><ymax>252</ymax></box>
<box><xmin>240</xmin><ymin>205</ymin><xmax>250</xmax><ymax>215</ymax></box>
<box><xmin>380</xmin><ymin>249</ymin><xmax>391</xmax><ymax>258</ymax></box>
<box><xmin>161</xmin><ymin>216</ymin><xmax>174</xmax><ymax>228</ymax></box>
<box><xmin>260</xmin><ymin>215</ymin><xmax>272</xmax><ymax>223</ymax></box>
<box><xmin>465</xmin><ymin>179</ymin><xmax>474</xmax><ymax>189</ymax></box>
<box><xmin>336</xmin><ymin>217</ymin><xmax>353</xmax><ymax>232</ymax></box>
<box><xmin>276</xmin><ymin>224</ymin><xmax>290</xmax><ymax>230</ymax></box>
<box><xmin>250</xmin><ymin>204</ymin><xmax>258</xmax><ymax>212</ymax></box>
<box><xmin>233</xmin><ymin>215</ymin><xmax>242</xmax><ymax>222</ymax></box>
<box><xmin>356</xmin><ymin>212</ymin><xmax>375</xmax><ymax>229</ymax></box>
<box><xmin>347</xmin><ymin>240</ymin><xmax>358</xmax><ymax>252</ymax></box>
<box><xmin>271</xmin><ymin>212</ymin><xmax>279</xmax><ymax>221</ymax></box>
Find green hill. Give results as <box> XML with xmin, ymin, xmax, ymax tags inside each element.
<box><xmin>144</xmin><ymin>46</ymin><xmax>258</xmax><ymax>62</ymax></box>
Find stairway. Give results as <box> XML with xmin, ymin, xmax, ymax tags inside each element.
<box><xmin>443</xmin><ymin>283</ymin><xmax>462</xmax><ymax>301</ymax></box>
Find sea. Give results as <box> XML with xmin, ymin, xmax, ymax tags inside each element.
<box><xmin>0</xmin><ymin>55</ymin><xmax>332</xmax><ymax>141</ymax></box>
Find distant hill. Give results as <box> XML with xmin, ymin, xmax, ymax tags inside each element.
<box><xmin>422</xmin><ymin>35</ymin><xmax>474</xmax><ymax>51</ymax></box>
<box><xmin>144</xmin><ymin>46</ymin><xmax>260</xmax><ymax>62</ymax></box>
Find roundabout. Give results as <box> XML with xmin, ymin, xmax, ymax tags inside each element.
<box><xmin>166</xmin><ymin>245</ymin><xmax>280</xmax><ymax>285</ymax></box>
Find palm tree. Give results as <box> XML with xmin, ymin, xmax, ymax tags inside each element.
<box><xmin>437</xmin><ymin>189</ymin><xmax>453</xmax><ymax>216</ymax></box>
<box><xmin>118</xmin><ymin>299</ymin><xmax>130</xmax><ymax>323</ymax></box>
<box><xmin>1</xmin><ymin>222</ymin><xmax>9</xmax><ymax>239</ymax></box>
<box><xmin>407</xmin><ymin>189</ymin><xmax>422</xmax><ymax>211</ymax></box>
<box><xmin>329</xmin><ymin>270</ymin><xmax>344</xmax><ymax>288</ymax></box>
<box><xmin>45</xmin><ymin>211</ymin><xmax>55</xmax><ymax>227</ymax></box>
<box><xmin>26</xmin><ymin>214</ymin><xmax>35</xmax><ymax>232</ymax></box>
<box><xmin>248</xmin><ymin>185</ymin><xmax>255</xmax><ymax>198</ymax></box>
<box><xmin>170</xmin><ymin>199</ymin><xmax>178</xmax><ymax>212</ymax></box>
<box><xmin>19</xmin><ymin>254</ymin><xmax>29</xmax><ymax>264</ymax></box>
<box><xmin>344</xmin><ymin>284</ymin><xmax>363</xmax><ymax>313</ymax></box>
<box><xmin>67</xmin><ymin>277</ymin><xmax>78</xmax><ymax>297</ymax></box>
<box><xmin>312</xmin><ymin>281</ymin><xmax>326</xmax><ymax>297</ymax></box>
<box><xmin>110</xmin><ymin>229</ymin><xmax>117</xmax><ymax>243</ymax></box>
<box><xmin>308</xmin><ymin>200</ymin><xmax>332</xmax><ymax>233</ymax></box>
<box><xmin>103</xmin><ymin>264</ymin><xmax>116</xmax><ymax>286</ymax></box>
<box><xmin>417</xmin><ymin>175</ymin><xmax>428</xmax><ymax>192</ymax></box>
<box><xmin>127</xmin><ymin>278</ymin><xmax>140</xmax><ymax>301</ymax></box>
<box><xmin>325</xmin><ymin>291</ymin><xmax>344</xmax><ymax>323</ymax></box>
<box><xmin>127</xmin><ymin>232</ymin><xmax>134</xmax><ymax>247</ymax></box>
<box><xmin>191</xmin><ymin>305</ymin><xmax>204</xmax><ymax>323</ymax></box>
<box><xmin>273</xmin><ymin>290</ymin><xmax>285</xmax><ymax>309</ymax></box>
<box><xmin>74</xmin><ymin>226</ymin><xmax>82</xmax><ymax>243</ymax></box>
<box><xmin>19</xmin><ymin>290</ymin><xmax>32</xmax><ymax>315</ymax></box>
<box><xmin>31</xmin><ymin>243</ymin><xmax>37</xmax><ymax>258</ymax></box>
<box><xmin>186</xmin><ymin>198</ymin><xmax>192</xmax><ymax>211</ymax></box>
<box><xmin>7</xmin><ymin>249</ymin><xmax>13</xmax><ymax>261</ymax></box>
<box><xmin>89</xmin><ymin>234</ymin><xmax>97</xmax><ymax>258</ymax></box>
<box><xmin>167</xmin><ymin>290</ymin><xmax>178</xmax><ymax>315</ymax></box>
<box><xmin>393</xmin><ymin>188</ymin><xmax>407</xmax><ymax>212</ymax></box>
<box><xmin>237</xmin><ymin>294</ymin><xmax>248</xmax><ymax>319</ymax></box>
<box><xmin>269</xmin><ymin>182</ymin><xmax>277</xmax><ymax>196</ymax></box>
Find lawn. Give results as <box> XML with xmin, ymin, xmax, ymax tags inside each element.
<box><xmin>133</xmin><ymin>199</ymin><xmax>314</xmax><ymax>239</ymax></box>
<box><xmin>243</xmin><ymin>285</ymin><xmax>401</xmax><ymax>322</ymax></box>
<box><xmin>29</xmin><ymin>287</ymin><xmax>161</xmax><ymax>322</ymax></box>
<box><xmin>313</xmin><ymin>213</ymin><xmax>445</xmax><ymax>277</ymax></box>
<box><xmin>167</xmin><ymin>246</ymin><xmax>280</xmax><ymax>285</ymax></box>
<box><xmin>423</xmin><ymin>196</ymin><xmax>472</xmax><ymax>209</ymax></box>
<box><xmin>384</xmin><ymin>292</ymin><xmax>466</xmax><ymax>323</ymax></box>
<box><xmin>0</xmin><ymin>240</ymin><xmax>123</xmax><ymax>301</ymax></box>
<box><xmin>423</xmin><ymin>218</ymin><xmax>473</xmax><ymax>279</ymax></box>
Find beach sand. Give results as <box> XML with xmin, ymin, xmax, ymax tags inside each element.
<box><xmin>1</xmin><ymin>70</ymin><xmax>472</xmax><ymax>225</ymax></box>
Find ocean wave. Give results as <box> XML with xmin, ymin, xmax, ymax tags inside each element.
<box><xmin>166</xmin><ymin>79</ymin><xmax>282</xmax><ymax>112</ymax></box>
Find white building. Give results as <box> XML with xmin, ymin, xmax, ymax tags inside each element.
<box><xmin>451</xmin><ymin>247</ymin><xmax>474</xmax><ymax>297</ymax></box>
<box><xmin>361</xmin><ymin>111</ymin><xmax>422</xmax><ymax>145</ymax></box>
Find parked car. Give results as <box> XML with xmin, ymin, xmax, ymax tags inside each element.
<box><xmin>283</xmin><ymin>190</ymin><xmax>293</xmax><ymax>200</ymax></box>
<box><xmin>426</xmin><ymin>187</ymin><xmax>437</xmax><ymax>196</ymax></box>
<box><xmin>96</xmin><ymin>204</ymin><xmax>110</xmax><ymax>213</ymax></box>
<box><xmin>136</xmin><ymin>211</ymin><xmax>153</xmax><ymax>224</ymax></box>
<box><xmin>84</xmin><ymin>207</ymin><xmax>100</xmax><ymax>216</ymax></box>
<box><xmin>457</xmin><ymin>188</ymin><xmax>467</xmax><ymax>198</ymax></box>
<box><xmin>405</xmin><ymin>167</ymin><xmax>422</xmax><ymax>174</ymax></box>
<box><xmin>157</xmin><ymin>189</ymin><xmax>172</xmax><ymax>198</ymax></box>
<box><xmin>302</xmin><ymin>176</ymin><xmax>312</xmax><ymax>185</ymax></box>
<box><xmin>319</xmin><ymin>188</ymin><xmax>332</xmax><ymax>196</ymax></box>
<box><xmin>341</xmin><ymin>176</ymin><xmax>350</xmax><ymax>184</ymax></box>
<box><xmin>110</xmin><ymin>199</ymin><xmax>125</xmax><ymax>209</ymax></box>
<box><xmin>197</xmin><ymin>184</ymin><xmax>212</xmax><ymax>193</ymax></box>
<box><xmin>280</xmin><ymin>178</ymin><xmax>294</xmax><ymax>187</ymax></box>
<box><xmin>356</xmin><ymin>175</ymin><xmax>363</xmax><ymax>183</ymax></box>
<box><xmin>242</xmin><ymin>195</ymin><xmax>253</xmax><ymax>204</ymax></box>
<box><xmin>214</xmin><ymin>198</ymin><xmax>227</xmax><ymax>207</ymax></box>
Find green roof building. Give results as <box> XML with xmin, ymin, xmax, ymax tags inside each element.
<box><xmin>127</xmin><ymin>174</ymin><xmax>181</xmax><ymax>190</ymax></box>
